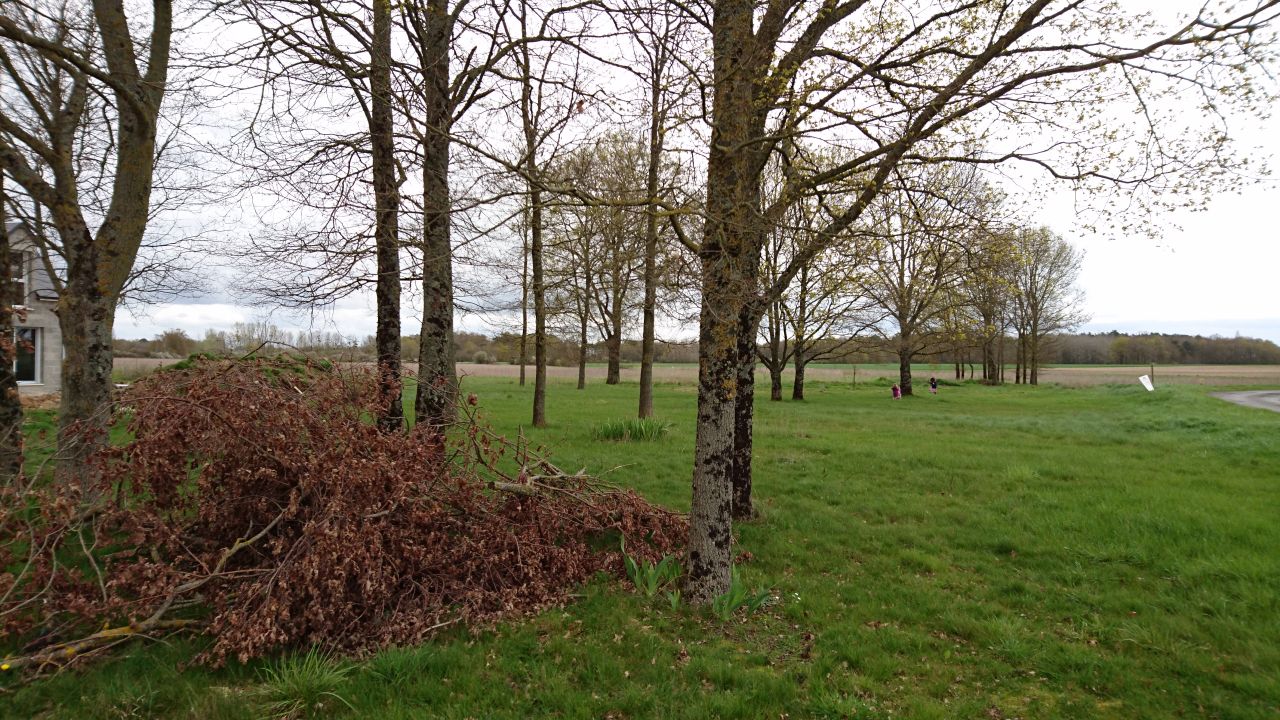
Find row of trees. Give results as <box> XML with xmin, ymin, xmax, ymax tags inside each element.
<box><xmin>3</xmin><ymin>0</ymin><xmax>1277</xmax><ymax>603</ymax></box>
<box><xmin>1057</xmin><ymin>332</ymin><xmax>1280</xmax><ymax>365</ymax></box>
<box><xmin>112</xmin><ymin>325</ymin><xmax>707</xmax><ymax>366</ymax></box>
<box><xmin>116</xmin><ymin>325</ymin><xmax>1280</xmax><ymax>370</ymax></box>
<box><xmin>753</xmin><ymin>157</ymin><xmax>1090</xmax><ymax>397</ymax></box>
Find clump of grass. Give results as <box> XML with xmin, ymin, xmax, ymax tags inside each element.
<box><xmin>257</xmin><ymin>648</ymin><xmax>353</xmax><ymax>719</ymax></box>
<box><xmin>591</xmin><ymin>418</ymin><xmax>671</xmax><ymax>442</ymax></box>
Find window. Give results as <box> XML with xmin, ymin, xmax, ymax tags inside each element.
<box><xmin>13</xmin><ymin>328</ymin><xmax>37</xmax><ymax>383</ymax></box>
<box><xmin>10</xmin><ymin>251</ymin><xmax>26</xmax><ymax>307</ymax></box>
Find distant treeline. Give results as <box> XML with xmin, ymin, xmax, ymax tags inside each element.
<box><xmin>115</xmin><ymin>324</ymin><xmax>1279</xmax><ymax>366</ymax></box>
<box><xmin>1047</xmin><ymin>331</ymin><xmax>1280</xmax><ymax>365</ymax></box>
<box><xmin>113</xmin><ymin>324</ymin><xmax>702</xmax><ymax>365</ymax></box>
<box><xmin>801</xmin><ymin>331</ymin><xmax>1280</xmax><ymax>366</ymax></box>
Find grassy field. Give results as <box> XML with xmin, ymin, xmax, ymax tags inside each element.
<box><xmin>5</xmin><ymin>376</ymin><xmax>1280</xmax><ymax>719</ymax></box>
<box><xmin>110</xmin><ymin>356</ymin><xmax>1280</xmax><ymax>388</ymax></box>
<box><xmin>453</xmin><ymin>362</ymin><xmax>1280</xmax><ymax>386</ymax></box>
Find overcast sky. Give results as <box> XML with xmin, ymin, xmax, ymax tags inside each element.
<box><xmin>114</xmin><ymin>141</ymin><xmax>1280</xmax><ymax>346</ymax></box>
<box><xmin>112</xmin><ymin>2</ymin><xmax>1280</xmax><ymax>346</ymax></box>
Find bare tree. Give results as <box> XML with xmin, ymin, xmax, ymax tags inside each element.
<box><xmin>492</xmin><ymin>0</ymin><xmax>592</xmax><ymax>427</ymax></box>
<box><xmin>787</xmin><ymin>243</ymin><xmax>871</xmax><ymax>401</ymax></box>
<box><xmin>756</xmin><ymin>191</ymin><xmax>870</xmax><ymax>402</ymax></box>
<box><xmin>0</xmin><ymin>0</ymin><xmax>173</xmax><ymax>478</ymax></box>
<box><xmin>1009</xmin><ymin>226</ymin><xmax>1088</xmax><ymax>384</ymax></box>
<box><xmin>371</xmin><ymin>0</ymin><xmax>403</xmax><ymax>429</ymax></box>
<box><xmin>401</xmin><ymin>0</ymin><xmax>458</xmax><ymax>427</ymax></box>
<box><xmin>215</xmin><ymin>0</ymin><xmax>405</xmax><ymax>429</ymax></box>
<box><xmin>859</xmin><ymin>166</ymin><xmax>992</xmax><ymax>395</ymax></box>
<box><xmin>757</xmin><ymin>226</ymin><xmax>795</xmax><ymax>402</ymax></box>
<box><xmin>611</xmin><ymin>0</ymin><xmax>698</xmax><ymax>418</ymax></box>
<box><xmin>962</xmin><ymin>232</ymin><xmax>1017</xmax><ymax>383</ymax></box>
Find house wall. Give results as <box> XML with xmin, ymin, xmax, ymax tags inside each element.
<box><xmin>7</xmin><ymin>226</ymin><xmax>62</xmax><ymax>397</ymax></box>
<box><xmin>17</xmin><ymin>294</ymin><xmax>62</xmax><ymax>398</ymax></box>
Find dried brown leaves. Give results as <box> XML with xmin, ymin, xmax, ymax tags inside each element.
<box><xmin>0</xmin><ymin>356</ymin><xmax>684</xmax><ymax>669</ymax></box>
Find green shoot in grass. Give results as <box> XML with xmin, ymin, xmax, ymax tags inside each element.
<box><xmin>621</xmin><ymin>539</ymin><xmax>682</xmax><ymax>599</ymax></box>
<box><xmin>591</xmin><ymin>418</ymin><xmax>671</xmax><ymax>442</ymax></box>
<box><xmin>710</xmin><ymin>567</ymin><xmax>774</xmax><ymax>621</ymax></box>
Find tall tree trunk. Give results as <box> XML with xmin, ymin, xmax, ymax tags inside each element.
<box><xmin>791</xmin><ymin>264</ymin><xmax>808</xmax><ymax>401</ymax></box>
<box><xmin>998</xmin><ymin>335</ymin><xmax>1006</xmax><ymax>383</ymax></box>
<box><xmin>370</xmin><ymin>0</ymin><xmax>402</xmax><ymax>431</ymax></box>
<box><xmin>531</xmin><ymin>186</ymin><xmax>547</xmax><ymax>427</ymax></box>
<box><xmin>898</xmin><ymin>347</ymin><xmax>914</xmax><ymax>396</ymax></box>
<box><xmin>0</xmin><ymin>175</ymin><xmax>22</xmax><ymax>480</ymax></box>
<box><xmin>791</xmin><ymin>349</ymin><xmax>807</xmax><ymax>400</ymax></box>
<box><xmin>1017</xmin><ymin>332</ymin><xmax>1026</xmax><ymax>384</ymax></box>
<box><xmin>606</xmin><ymin>283</ymin><xmax>622</xmax><ymax>385</ymax></box>
<box><xmin>730</xmin><ymin>301</ymin><xmax>758</xmax><ymax>521</ymax></box>
<box><xmin>414</xmin><ymin>0</ymin><xmax>456</xmax><ymax>428</ymax></box>
<box><xmin>764</xmin><ymin>303</ymin><xmax>784</xmax><ymax>401</ymax></box>
<box><xmin>688</xmin><ymin>245</ymin><xmax>742</xmax><ymax>603</ymax></box>
<box><xmin>517</xmin><ymin>28</ymin><xmax>547</xmax><ymax>427</ymax></box>
<box><xmin>606</xmin><ymin>335</ymin><xmax>621</xmax><ymax>384</ymax></box>
<box><xmin>577</xmin><ymin>289</ymin><xmax>588</xmax><ymax>390</ymax></box>
<box><xmin>57</xmin><ymin>227</ymin><xmax>116</xmax><ymax>481</ymax></box>
<box><xmin>1029</xmin><ymin>328</ymin><xmax>1040</xmax><ymax>385</ymax></box>
<box><xmin>519</xmin><ymin>232</ymin><xmax>528</xmax><ymax>386</ymax></box>
<box><xmin>638</xmin><ymin>63</ymin><xmax>663</xmax><ymax>418</ymax></box>
<box><xmin>687</xmin><ymin>0</ymin><xmax>767</xmax><ymax>604</ymax></box>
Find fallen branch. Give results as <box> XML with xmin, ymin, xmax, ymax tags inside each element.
<box><xmin>2</xmin><ymin>619</ymin><xmax>202</xmax><ymax>674</ymax></box>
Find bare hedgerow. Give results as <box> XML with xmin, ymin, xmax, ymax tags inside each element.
<box><xmin>0</xmin><ymin>356</ymin><xmax>685</xmax><ymax>670</ymax></box>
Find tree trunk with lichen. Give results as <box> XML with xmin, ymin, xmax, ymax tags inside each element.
<box><xmin>687</xmin><ymin>244</ymin><xmax>743</xmax><ymax>603</ymax></box>
<box><xmin>730</xmin><ymin>300</ymin><xmax>758</xmax><ymax>521</ymax></box>
<box><xmin>685</xmin><ymin>0</ymin><xmax>765</xmax><ymax>603</ymax></box>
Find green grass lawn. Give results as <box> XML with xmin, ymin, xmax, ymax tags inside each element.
<box><xmin>5</xmin><ymin>377</ymin><xmax>1279</xmax><ymax>719</ymax></box>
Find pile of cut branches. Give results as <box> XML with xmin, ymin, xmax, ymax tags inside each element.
<box><xmin>0</xmin><ymin>356</ymin><xmax>684</xmax><ymax>671</ymax></box>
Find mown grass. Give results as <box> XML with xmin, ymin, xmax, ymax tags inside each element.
<box><xmin>4</xmin><ymin>377</ymin><xmax>1279</xmax><ymax>719</ymax></box>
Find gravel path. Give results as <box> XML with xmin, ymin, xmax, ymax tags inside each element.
<box><xmin>1211</xmin><ymin>391</ymin><xmax>1280</xmax><ymax>414</ymax></box>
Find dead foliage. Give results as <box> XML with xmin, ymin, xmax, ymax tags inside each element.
<box><xmin>1</xmin><ymin>356</ymin><xmax>685</xmax><ymax>671</ymax></box>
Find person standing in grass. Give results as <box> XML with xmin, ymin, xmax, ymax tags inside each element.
<box><xmin>930</xmin><ymin>377</ymin><xmax>938</xmax><ymax>395</ymax></box>
<box><xmin>892</xmin><ymin>384</ymin><xmax>901</xmax><ymax>399</ymax></box>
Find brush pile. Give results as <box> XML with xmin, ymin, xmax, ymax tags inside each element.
<box><xmin>0</xmin><ymin>357</ymin><xmax>684</xmax><ymax>670</ymax></box>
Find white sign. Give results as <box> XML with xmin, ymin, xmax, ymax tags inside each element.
<box><xmin>1138</xmin><ymin>375</ymin><xmax>1155</xmax><ymax>392</ymax></box>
